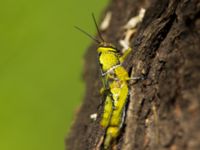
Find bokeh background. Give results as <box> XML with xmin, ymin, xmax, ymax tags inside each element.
<box><xmin>0</xmin><ymin>0</ymin><xmax>108</xmax><ymax>150</ymax></box>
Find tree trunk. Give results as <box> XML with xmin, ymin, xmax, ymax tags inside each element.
<box><xmin>66</xmin><ymin>0</ymin><xmax>200</xmax><ymax>149</ymax></box>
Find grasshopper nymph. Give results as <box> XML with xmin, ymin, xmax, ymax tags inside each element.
<box><xmin>75</xmin><ymin>14</ymin><xmax>132</xmax><ymax>149</ymax></box>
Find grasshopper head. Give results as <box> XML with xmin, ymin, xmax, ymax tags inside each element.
<box><xmin>97</xmin><ymin>42</ymin><xmax>118</xmax><ymax>53</ymax></box>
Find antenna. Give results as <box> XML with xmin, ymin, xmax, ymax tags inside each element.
<box><xmin>74</xmin><ymin>26</ymin><xmax>100</xmax><ymax>44</ymax></box>
<box><xmin>92</xmin><ymin>13</ymin><xmax>105</xmax><ymax>42</ymax></box>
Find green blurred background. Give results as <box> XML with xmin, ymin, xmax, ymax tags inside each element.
<box><xmin>0</xmin><ymin>0</ymin><xmax>108</xmax><ymax>150</ymax></box>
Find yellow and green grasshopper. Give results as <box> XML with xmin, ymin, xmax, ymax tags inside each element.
<box><xmin>75</xmin><ymin>14</ymin><xmax>132</xmax><ymax>149</ymax></box>
<box><xmin>97</xmin><ymin>42</ymin><xmax>131</xmax><ymax>149</ymax></box>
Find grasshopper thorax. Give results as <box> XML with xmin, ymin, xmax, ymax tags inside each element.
<box><xmin>97</xmin><ymin>42</ymin><xmax>121</xmax><ymax>73</ymax></box>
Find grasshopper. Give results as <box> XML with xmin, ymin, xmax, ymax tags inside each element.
<box><xmin>75</xmin><ymin>14</ymin><xmax>132</xmax><ymax>149</ymax></box>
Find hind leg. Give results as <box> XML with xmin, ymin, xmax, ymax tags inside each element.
<box><xmin>103</xmin><ymin>126</ymin><xmax>120</xmax><ymax>149</ymax></box>
<box><xmin>100</xmin><ymin>95</ymin><xmax>113</xmax><ymax>128</ymax></box>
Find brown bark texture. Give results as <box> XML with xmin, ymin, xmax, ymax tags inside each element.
<box><xmin>67</xmin><ymin>0</ymin><xmax>200</xmax><ymax>150</ymax></box>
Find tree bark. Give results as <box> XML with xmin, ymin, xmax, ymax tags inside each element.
<box><xmin>66</xmin><ymin>0</ymin><xmax>200</xmax><ymax>150</ymax></box>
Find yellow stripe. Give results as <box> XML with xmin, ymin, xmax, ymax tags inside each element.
<box><xmin>97</xmin><ymin>47</ymin><xmax>117</xmax><ymax>53</ymax></box>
